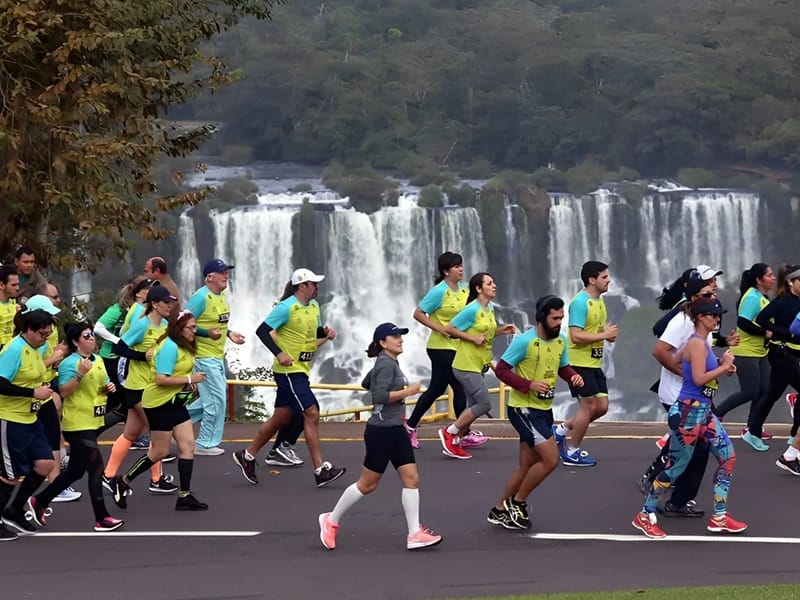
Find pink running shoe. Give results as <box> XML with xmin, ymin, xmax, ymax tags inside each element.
<box><xmin>788</xmin><ymin>393</ymin><xmax>797</xmax><ymax>419</ymax></box>
<box><xmin>403</xmin><ymin>422</ymin><xmax>419</xmax><ymax>449</ymax></box>
<box><xmin>407</xmin><ymin>526</ymin><xmax>443</xmax><ymax>550</ymax></box>
<box><xmin>318</xmin><ymin>512</ymin><xmax>339</xmax><ymax>550</ymax></box>
<box><xmin>94</xmin><ymin>516</ymin><xmax>124</xmax><ymax>532</ymax></box>
<box><xmin>460</xmin><ymin>430</ymin><xmax>489</xmax><ymax>448</ymax></box>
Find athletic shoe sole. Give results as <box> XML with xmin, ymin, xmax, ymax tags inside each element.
<box><xmin>631</xmin><ymin>518</ymin><xmax>665</xmax><ymax>539</ymax></box>
<box><xmin>94</xmin><ymin>520</ymin><xmax>124</xmax><ymax>532</ymax></box>
<box><xmin>407</xmin><ymin>536</ymin><xmax>443</xmax><ymax>550</ymax></box>
<box><xmin>1</xmin><ymin>516</ymin><xmax>36</xmax><ymax>536</ymax></box>
<box><xmin>776</xmin><ymin>458</ymin><xmax>800</xmax><ymax>476</ymax></box>
<box><xmin>487</xmin><ymin>516</ymin><xmax>523</xmax><ymax>530</ymax></box>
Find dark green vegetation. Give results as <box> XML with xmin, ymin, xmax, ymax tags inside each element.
<box><xmin>183</xmin><ymin>0</ymin><xmax>800</xmax><ymax>180</ymax></box>
<box><xmin>0</xmin><ymin>0</ymin><xmax>282</xmax><ymax>269</ymax></box>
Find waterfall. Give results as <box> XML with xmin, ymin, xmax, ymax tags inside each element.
<box><xmin>640</xmin><ymin>191</ymin><xmax>760</xmax><ymax>291</ymax></box>
<box><xmin>177</xmin><ymin>195</ymin><xmax>492</xmax><ymax>415</ymax></box>
<box><xmin>175</xmin><ymin>210</ymin><xmax>201</xmax><ymax>300</ymax></box>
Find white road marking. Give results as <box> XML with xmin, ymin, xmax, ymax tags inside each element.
<box><xmin>530</xmin><ymin>532</ymin><xmax>800</xmax><ymax>544</ymax></box>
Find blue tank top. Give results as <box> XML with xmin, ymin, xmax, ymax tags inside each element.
<box><xmin>678</xmin><ymin>334</ymin><xmax>719</xmax><ymax>403</ymax></box>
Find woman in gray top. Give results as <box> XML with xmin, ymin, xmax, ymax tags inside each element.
<box><xmin>318</xmin><ymin>322</ymin><xmax>443</xmax><ymax>551</ymax></box>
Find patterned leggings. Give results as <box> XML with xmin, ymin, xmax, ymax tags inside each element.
<box><xmin>643</xmin><ymin>398</ymin><xmax>735</xmax><ymax>516</ymax></box>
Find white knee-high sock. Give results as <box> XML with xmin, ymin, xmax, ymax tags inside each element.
<box><xmin>330</xmin><ymin>483</ymin><xmax>364</xmax><ymax>524</ymax></box>
<box><xmin>401</xmin><ymin>488</ymin><xmax>420</xmax><ymax>535</ymax></box>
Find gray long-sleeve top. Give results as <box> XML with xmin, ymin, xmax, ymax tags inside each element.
<box><xmin>363</xmin><ymin>351</ymin><xmax>408</xmax><ymax>427</ymax></box>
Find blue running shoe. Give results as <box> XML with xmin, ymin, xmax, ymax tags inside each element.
<box><xmin>741</xmin><ymin>431</ymin><xmax>769</xmax><ymax>452</ymax></box>
<box><xmin>562</xmin><ymin>448</ymin><xmax>597</xmax><ymax>467</ymax></box>
<box><xmin>551</xmin><ymin>425</ymin><xmax>567</xmax><ymax>460</ymax></box>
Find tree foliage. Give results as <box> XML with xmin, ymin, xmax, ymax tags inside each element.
<box><xmin>181</xmin><ymin>0</ymin><xmax>800</xmax><ymax>180</ymax></box>
<box><xmin>0</xmin><ymin>0</ymin><xmax>282</xmax><ymax>269</ymax></box>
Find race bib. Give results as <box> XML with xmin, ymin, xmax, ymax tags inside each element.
<box><xmin>537</xmin><ymin>388</ymin><xmax>555</xmax><ymax>400</ymax></box>
<box><xmin>298</xmin><ymin>351</ymin><xmax>315</xmax><ymax>362</ymax></box>
<box><xmin>30</xmin><ymin>401</ymin><xmax>41</xmax><ymax>413</ymax></box>
<box><xmin>591</xmin><ymin>347</ymin><xmax>604</xmax><ymax>359</ymax></box>
<box><xmin>94</xmin><ymin>405</ymin><xmax>107</xmax><ymax>417</ymax></box>
<box><xmin>218</xmin><ymin>312</ymin><xmax>230</xmax><ymax>324</ymax></box>
<box><xmin>701</xmin><ymin>386</ymin><xmax>716</xmax><ymax>399</ymax></box>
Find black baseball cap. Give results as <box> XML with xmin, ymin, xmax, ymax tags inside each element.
<box><xmin>372</xmin><ymin>322</ymin><xmax>409</xmax><ymax>344</ymax></box>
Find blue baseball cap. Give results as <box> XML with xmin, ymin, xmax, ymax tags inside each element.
<box><xmin>22</xmin><ymin>295</ymin><xmax>60</xmax><ymax>316</ymax></box>
<box><xmin>203</xmin><ymin>259</ymin><xmax>235</xmax><ymax>277</ymax></box>
<box><xmin>372</xmin><ymin>322</ymin><xmax>409</xmax><ymax>344</ymax></box>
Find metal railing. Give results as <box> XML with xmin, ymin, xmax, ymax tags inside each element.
<box><xmin>225</xmin><ymin>379</ymin><xmax>510</xmax><ymax>422</ymax></box>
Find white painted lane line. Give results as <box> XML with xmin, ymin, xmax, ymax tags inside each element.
<box><xmin>34</xmin><ymin>531</ymin><xmax>261</xmax><ymax>538</ymax></box>
<box><xmin>530</xmin><ymin>533</ymin><xmax>800</xmax><ymax>544</ymax></box>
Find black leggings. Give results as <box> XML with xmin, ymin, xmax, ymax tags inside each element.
<box><xmin>748</xmin><ymin>346</ymin><xmax>800</xmax><ymax>438</ymax></box>
<box><xmin>715</xmin><ymin>355</ymin><xmax>769</xmax><ymax>421</ymax></box>
<box><xmin>406</xmin><ymin>349</ymin><xmax>466</xmax><ymax>429</ymax></box>
<box><xmin>35</xmin><ymin>430</ymin><xmax>109</xmax><ymax>521</ymax></box>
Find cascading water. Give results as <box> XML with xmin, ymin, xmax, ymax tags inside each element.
<box><xmin>180</xmin><ymin>194</ymin><xmax>493</xmax><ymax>415</ymax></box>
<box><xmin>640</xmin><ymin>191</ymin><xmax>760</xmax><ymax>291</ymax></box>
<box><xmin>176</xmin><ymin>211</ymin><xmax>201</xmax><ymax>300</ymax></box>
<box><xmin>176</xmin><ymin>171</ymin><xmax>763</xmax><ymax>421</ymax></box>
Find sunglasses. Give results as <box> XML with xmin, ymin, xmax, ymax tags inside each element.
<box><xmin>81</xmin><ymin>332</ymin><xmax>95</xmax><ymax>340</ymax></box>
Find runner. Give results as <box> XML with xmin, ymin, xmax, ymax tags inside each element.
<box><xmin>633</xmin><ymin>297</ymin><xmax>746</xmax><ymax>538</ymax></box>
<box><xmin>0</xmin><ymin>265</ymin><xmax>19</xmax><ymax>350</ymax></box>
<box><xmin>715</xmin><ymin>264</ymin><xmax>775</xmax><ymax>444</ymax></box>
<box><xmin>553</xmin><ymin>261</ymin><xmax>617</xmax><ymax>467</ymax></box>
<box><xmin>0</xmin><ymin>308</ymin><xmax>57</xmax><ymax>540</ymax></box>
<box><xmin>318</xmin><ymin>322</ymin><xmax>442</xmax><ymax>551</ymax></box>
<box><xmin>639</xmin><ymin>271</ymin><xmax>717</xmax><ymax>517</ymax></box>
<box><xmin>489</xmin><ymin>296</ymin><xmax>583</xmax><ymax>530</ymax></box>
<box><xmin>438</xmin><ymin>272</ymin><xmax>516</xmax><ymax>460</ymax></box>
<box><xmin>24</xmin><ymin>295</ymin><xmax>79</xmax><ymax>503</ymax></box>
<box><xmin>27</xmin><ymin>322</ymin><xmax>124</xmax><ymax>531</ymax></box>
<box><xmin>746</xmin><ymin>264</ymin><xmax>800</xmax><ymax>451</ymax></box>
<box><xmin>185</xmin><ymin>258</ymin><xmax>245</xmax><ymax>456</ymax></box>
<box><xmin>105</xmin><ymin>284</ymin><xmax>178</xmax><ymax>506</ymax></box>
<box><xmin>777</xmin><ymin>311</ymin><xmax>800</xmax><ymax>475</ymax></box>
<box><xmin>233</xmin><ymin>268</ymin><xmax>345</xmax><ymax>487</ymax></box>
<box><xmin>111</xmin><ymin>310</ymin><xmax>209</xmax><ymax>511</ymax></box>
<box><xmin>404</xmin><ymin>251</ymin><xmax>471</xmax><ymax>450</ymax></box>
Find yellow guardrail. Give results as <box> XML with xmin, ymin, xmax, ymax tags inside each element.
<box><xmin>225</xmin><ymin>379</ymin><xmax>510</xmax><ymax>422</ymax></box>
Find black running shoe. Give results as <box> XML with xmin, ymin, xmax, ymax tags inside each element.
<box><xmin>148</xmin><ymin>475</ymin><xmax>178</xmax><ymax>495</ymax></box>
<box><xmin>111</xmin><ymin>476</ymin><xmax>131</xmax><ymax>510</ymax></box>
<box><xmin>2</xmin><ymin>507</ymin><xmax>37</xmax><ymax>535</ymax></box>
<box><xmin>658</xmin><ymin>501</ymin><xmax>705</xmax><ymax>518</ymax></box>
<box><xmin>175</xmin><ymin>493</ymin><xmax>209</xmax><ymax>511</ymax></box>
<box><xmin>102</xmin><ymin>474</ymin><xmax>114</xmax><ymax>493</ymax></box>
<box><xmin>233</xmin><ymin>449</ymin><xmax>258</xmax><ymax>485</ymax></box>
<box><xmin>487</xmin><ymin>507</ymin><xmax>522</xmax><ymax>530</ymax></box>
<box><xmin>503</xmin><ymin>497</ymin><xmax>532</xmax><ymax>529</ymax></box>
<box><xmin>314</xmin><ymin>462</ymin><xmax>346</xmax><ymax>488</ymax></box>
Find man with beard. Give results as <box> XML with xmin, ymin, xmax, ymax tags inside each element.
<box><xmin>489</xmin><ymin>296</ymin><xmax>583</xmax><ymax>530</ymax></box>
<box><xmin>233</xmin><ymin>268</ymin><xmax>346</xmax><ymax>488</ymax></box>
<box><xmin>553</xmin><ymin>261</ymin><xmax>618</xmax><ymax>467</ymax></box>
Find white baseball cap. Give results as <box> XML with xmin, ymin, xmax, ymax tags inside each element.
<box><xmin>291</xmin><ymin>268</ymin><xmax>325</xmax><ymax>285</ymax></box>
<box><xmin>695</xmin><ymin>264</ymin><xmax>723</xmax><ymax>281</ymax></box>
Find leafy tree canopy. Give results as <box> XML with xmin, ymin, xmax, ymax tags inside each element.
<box><xmin>180</xmin><ymin>0</ymin><xmax>800</xmax><ymax>179</ymax></box>
<box><xmin>0</xmin><ymin>0</ymin><xmax>282</xmax><ymax>269</ymax></box>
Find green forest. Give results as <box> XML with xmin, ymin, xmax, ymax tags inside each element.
<box><xmin>180</xmin><ymin>0</ymin><xmax>800</xmax><ymax>180</ymax></box>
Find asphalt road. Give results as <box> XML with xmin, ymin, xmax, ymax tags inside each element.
<box><xmin>2</xmin><ymin>423</ymin><xmax>799</xmax><ymax>599</ymax></box>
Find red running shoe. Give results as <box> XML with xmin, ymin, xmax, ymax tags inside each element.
<box><xmin>707</xmin><ymin>513</ymin><xmax>748</xmax><ymax>534</ymax></box>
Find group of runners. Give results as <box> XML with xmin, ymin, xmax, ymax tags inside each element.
<box><xmin>0</xmin><ymin>248</ymin><xmax>797</xmax><ymax>548</ymax></box>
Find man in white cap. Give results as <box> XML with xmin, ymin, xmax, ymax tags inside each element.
<box><xmin>185</xmin><ymin>259</ymin><xmax>245</xmax><ymax>455</ymax></box>
<box><xmin>233</xmin><ymin>268</ymin><xmax>346</xmax><ymax>487</ymax></box>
